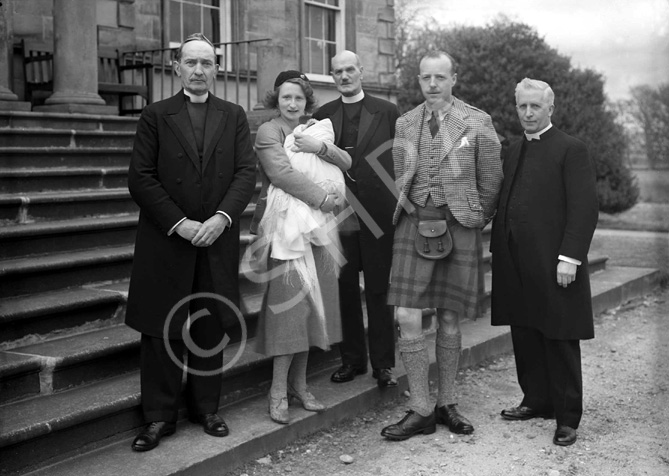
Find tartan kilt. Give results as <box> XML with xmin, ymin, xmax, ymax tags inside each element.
<box><xmin>387</xmin><ymin>205</ymin><xmax>481</xmax><ymax>319</ymax></box>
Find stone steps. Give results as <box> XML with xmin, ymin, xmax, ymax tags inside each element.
<box><xmin>0</xmin><ymin>147</ymin><xmax>133</xmax><ymax>169</ymax></box>
<box><xmin>0</xmin><ymin>232</ymin><xmax>259</xmax><ymax>346</ymax></box>
<box><xmin>0</xmin><ymin>236</ymin><xmax>262</xmax><ymax>347</ymax></box>
<box><xmin>0</xmin><ymin>264</ymin><xmax>659</xmax><ymax>476</ymax></box>
<box><xmin>0</xmin><ymin>128</ymin><xmax>136</xmax><ymax>149</ymax></box>
<box><xmin>0</xmin><ymin>166</ymin><xmax>129</xmax><ymax>193</ymax></box>
<box><xmin>0</xmin><ymin>188</ymin><xmax>138</xmax><ymax>223</ymax></box>
<box><xmin>0</xmin><ymin>188</ymin><xmax>255</xmax><ymax>227</ymax></box>
<box><xmin>0</xmin><ymin>111</ymin><xmax>139</xmax><ymax>132</ymax></box>
<box><xmin>0</xmin><ymin>245</ymin><xmax>135</xmax><ymax>298</ymax></box>
<box><xmin>0</xmin><ymin>285</ymin><xmax>126</xmax><ymax>350</ymax></box>
<box><xmin>0</xmin><ymin>215</ymin><xmax>139</xmax><ymax>259</ymax></box>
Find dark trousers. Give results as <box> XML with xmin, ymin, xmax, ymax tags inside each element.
<box><xmin>338</xmin><ymin>230</ymin><xmax>395</xmax><ymax>370</ymax></box>
<box><xmin>140</xmin><ymin>249</ymin><xmax>224</xmax><ymax>422</ymax></box>
<box><xmin>511</xmin><ymin>325</ymin><xmax>583</xmax><ymax>429</ymax></box>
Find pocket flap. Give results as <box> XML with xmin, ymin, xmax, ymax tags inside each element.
<box><xmin>417</xmin><ymin>219</ymin><xmax>448</xmax><ymax>238</ymax></box>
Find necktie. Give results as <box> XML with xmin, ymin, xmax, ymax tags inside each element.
<box><xmin>428</xmin><ymin>111</ymin><xmax>440</xmax><ymax>138</ymax></box>
<box><xmin>525</xmin><ymin>132</ymin><xmax>541</xmax><ymax>141</ymax></box>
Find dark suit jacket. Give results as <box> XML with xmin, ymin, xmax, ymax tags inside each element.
<box><xmin>490</xmin><ymin>126</ymin><xmax>598</xmax><ymax>340</ymax></box>
<box><xmin>125</xmin><ymin>91</ymin><xmax>257</xmax><ymax>338</ymax></box>
<box><xmin>312</xmin><ymin>94</ymin><xmax>399</xmax><ymax>292</ymax></box>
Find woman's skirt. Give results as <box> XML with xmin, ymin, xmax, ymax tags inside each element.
<box><xmin>253</xmin><ymin>245</ymin><xmax>343</xmax><ymax>356</ymax></box>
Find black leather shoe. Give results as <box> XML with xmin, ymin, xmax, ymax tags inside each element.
<box><xmin>501</xmin><ymin>405</ymin><xmax>554</xmax><ymax>421</ymax></box>
<box><xmin>189</xmin><ymin>413</ymin><xmax>229</xmax><ymax>437</ymax></box>
<box><xmin>373</xmin><ymin>368</ymin><xmax>398</xmax><ymax>388</ymax></box>
<box><xmin>553</xmin><ymin>425</ymin><xmax>577</xmax><ymax>446</ymax></box>
<box><xmin>435</xmin><ymin>404</ymin><xmax>474</xmax><ymax>434</ymax></box>
<box><xmin>331</xmin><ymin>364</ymin><xmax>367</xmax><ymax>383</ymax></box>
<box><xmin>381</xmin><ymin>410</ymin><xmax>436</xmax><ymax>441</ymax></box>
<box><xmin>131</xmin><ymin>421</ymin><xmax>176</xmax><ymax>452</ymax></box>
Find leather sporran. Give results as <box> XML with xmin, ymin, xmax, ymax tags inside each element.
<box><xmin>415</xmin><ymin>219</ymin><xmax>452</xmax><ymax>260</ymax></box>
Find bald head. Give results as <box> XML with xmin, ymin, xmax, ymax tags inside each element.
<box><xmin>331</xmin><ymin>50</ymin><xmax>364</xmax><ymax>97</ymax></box>
<box><xmin>331</xmin><ymin>50</ymin><xmax>361</xmax><ymax>70</ymax></box>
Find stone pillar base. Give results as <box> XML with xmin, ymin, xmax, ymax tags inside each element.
<box><xmin>33</xmin><ymin>103</ymin><xmax>119</xmax><ymax>115</ymax></box>
<box><xmin>44</xmin><ymin>91</ymin><xmax>106</xmax><ymax>106</ymax></box>
<box><xmin>0</xmin><ymin>101</ymin><xmax>32</xmax><ymax>111</ymax></box>
<box><xmin>0</xmin><ymin>89</ymin><xmax>19</xmax><ymax>101</ymax></box>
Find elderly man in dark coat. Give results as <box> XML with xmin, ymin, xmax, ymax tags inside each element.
<box><xmin>491</xmin><ymin>78</ymin><xmax>598</xmax><ymax>447</ymax></box>
<box><xmin>125</xmin><ymin>33</ymin><xmax>256</xmax><ymax>451</ymax></box>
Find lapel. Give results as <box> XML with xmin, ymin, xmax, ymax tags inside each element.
<box><xmin>201</xmin><ymin>99</ymin><xmax>228</xmax><ymax>172</ymax></box>
<box><xmin>502</xmin><ymin>139</ymin><xmax>524</xmax><ymax>206</ymax></box>
<box><xmin>356</xmin><ymin>95</ymin><xmax>381</xmax><ymax>154</ymax></box>
<box><xmin>331</xmin><ymin>100</ymin><xmax>344</xmax><ymax>146</ymax></box>
<box><xmin>401</xmin><ymin>105</ymin><xmax>423</xmax><ymax>187</ymax></box>
<box><xmin>441</xmin><ymin>98</ymin><xmax>468</xmax><ymax>159</ymax></box>
<box><xmin>164</xmin><ymin>91</ymin><xmax>201</xmax><ymax>172</ymax></box>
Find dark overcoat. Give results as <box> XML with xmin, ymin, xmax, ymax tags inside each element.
<box><xmin>312</xmin><ymin>94</ymin><xmax>399</xmax><ymax>292</ymax></box>
<box><xmin>490</xmin><ymin>126</ymin><xmax>598</xmax><ymax>340</ymax></box>
<box><xmin>125</xmin><ymin>91</ymin><xmax>257</xmax><ymax>338</ymax></box>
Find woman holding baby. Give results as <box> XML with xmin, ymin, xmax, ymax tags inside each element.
<box><xmin>248</xmin><ymin>70</ymin><xmax>351</xmax><ymax>424</ymax></box>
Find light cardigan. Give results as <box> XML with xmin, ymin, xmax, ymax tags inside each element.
<box><xmin>260</xmin><ymin>119</ymin><xmax>345</xmax><ymax>273</ymax></box>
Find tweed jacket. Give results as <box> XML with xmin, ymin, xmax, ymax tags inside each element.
<box><xmin>392</xmin><ymin>98</ymin><xmax>503</xmax><ymax>228</ymax></box>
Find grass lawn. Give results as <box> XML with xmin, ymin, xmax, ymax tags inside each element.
<box><xmin>633</xmin><ymin>169</ymin><xmax>669</xmax><ymax>203</ymax></box>
<box><xmin>597</xmin><ymin>169</ymin><xmax>669</xmax><ymax>232</ymax></box>
<box><xmin>598</xmin><ymin>202</ymin><xmax>669</xmax><ymax>232</ymax></box>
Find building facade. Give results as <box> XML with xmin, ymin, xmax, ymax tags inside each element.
<box><xmin>1</xmin><ymin>0</ymin><xmax>397</xmax><ymax>114</ymax></box>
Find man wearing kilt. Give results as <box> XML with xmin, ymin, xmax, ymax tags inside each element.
<box><xmin>381</xmin><ymin>51</ymin><xmax>503</xmax><ymax>441</ymax></box>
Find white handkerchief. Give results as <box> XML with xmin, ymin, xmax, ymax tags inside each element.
<box><xmin>458</xmin><ymin>137</ymin><xmax>470</xmax><ymax>148</ymax></box>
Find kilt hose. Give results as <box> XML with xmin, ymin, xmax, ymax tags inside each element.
<box><xmin>388</xmin><ymin>200</ymin><xmax>481</xmax><ymax>320</ymax></box>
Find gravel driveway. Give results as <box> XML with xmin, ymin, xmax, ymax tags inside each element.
<box><xmin>229</xmin><ymin>288</ymin><xmax>669</xmax><ymax>476</ymax></box>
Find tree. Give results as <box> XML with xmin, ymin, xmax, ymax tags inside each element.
<box><xmin>628</xmin><ymin>83</ymin><xmax>669</xmax><ymax>169</ymax></box>
<box><xmin>397</xmin><ymin>16</ymin><xmax>638</xmax><ymax>213</ymax></box>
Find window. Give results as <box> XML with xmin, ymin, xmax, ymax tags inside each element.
<box><xmin>303</xmin><ymin>0</ymin><xmax>345</xmax><ymax>81</ymax></box>
<box><xmin>169</xmin><ymin>0</ymin><xmax>231</xmax><ymax>48</ymax></box>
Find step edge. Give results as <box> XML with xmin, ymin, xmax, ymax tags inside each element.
<box><xmin>0</xmin><ymin>245</ymin><xmax>135</xmax><ymax>275</ymax></box>
<box><xmin>0</xmin><ymin>214</ymin><xmax>139</xmax><ymax>238</ymax></box>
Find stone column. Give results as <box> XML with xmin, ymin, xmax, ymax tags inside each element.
<box><xmin>36</xmin><ymin>0</ymin><xmax>115</xmax><ymax>114</ymax></box>
<box><xmin>253</xmin><ymin>45</ymin><xmax>284</xmax><ymax>110</ymax></box>
<box><xmin>0</xmin><ymin>0</ymin><xmax>30</xmax><ymax>110</ymax></box>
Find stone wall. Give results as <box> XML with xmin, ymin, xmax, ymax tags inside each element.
<box><xmin>12</xmin><ymin>0</ymin><xmax>53</xmax><ymax>49</ymax></box>
<box><xmin>244</xmin><ymin>0</ymin><xmax>395</xmax><ymax>90</ymax></box>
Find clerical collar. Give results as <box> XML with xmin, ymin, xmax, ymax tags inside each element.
<box><xmin>184</xmin><ymin>89</ymin><xmax>209</xmax><ymax>104</ymax></box>
<box><xmin>341</xmin><ymin>90</ymin><xmax>365</xmax><ymax>104</ymax></box>
<box><xmin>525</xmin><ymin>123</ymin><xmax>552</xmax><ymax>141</ymax></box>
<box><xmin>426</xmin><ymin>100</ymin><xmax>453</xmax><ymax>122</ymax></box>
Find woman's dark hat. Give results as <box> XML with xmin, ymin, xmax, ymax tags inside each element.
<box><xmin>274</xmin><ymin>70</ymin><xmax>309</xmax><ymax>88</ymax></box>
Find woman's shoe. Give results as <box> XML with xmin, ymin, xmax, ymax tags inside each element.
<box><xmin>287</xmin><ymin>383</ymin><xmax>326</xmax><ymax>412</ymax></box>
<box><xmin>268</xmin><ymin>394</ymin><xmax>289</xmax><ymax>424</ymax></box>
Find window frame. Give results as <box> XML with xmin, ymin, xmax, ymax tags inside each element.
<box><xmin>168</xmin><ymin>0</ymin><xmax>232</xmax><ymax>54</ymax></box>
<box><xmin>302</xmin><ymin>0</ymin><xmax>345</xmax><ymax>83</ymax></box>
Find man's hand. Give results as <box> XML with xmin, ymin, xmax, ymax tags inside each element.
<box><xmin>557</xmin><ymin>260</ymin><xmax>577</xmax><ymax>288</ymax></box>
<box><xmin>291</xmin><ymin>131</ymin><xmax>322</xmax><ymax>154</ymax></box>
<box><xmin>175</xmin><ymin>219</ymin><xmax>203</xmax><ymax>241</ymax></box>
<box><xmin>191</xmin><ymin>214</ymin><xmax>229</xmax><ymax>247</ymax></box>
